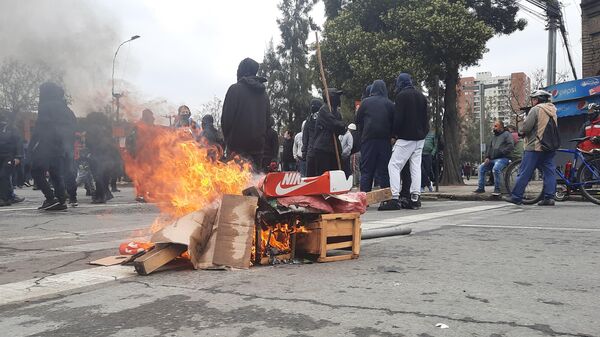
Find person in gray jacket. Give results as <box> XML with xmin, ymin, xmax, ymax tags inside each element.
<box><xmin>474</xmin><ymin>120</ymin><xmax>514</xmax><ymax>196</ymax></box>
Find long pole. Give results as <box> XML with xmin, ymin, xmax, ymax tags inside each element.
<box><xmin>112</xmin><ymin>35</ymin><xmax>140</xmax><ymax>121</ymax></box>
<box><xmin>546</xmin><ymin>16</ymin><xmax>558</xmax><ymax>86</ymax></box>
<box><xmin>479</xmin><ymin>82</ymin><xmax>485</xmax><ymax>163</ymax></box>
<box><xmin>315</xmin><ymin>32</ymin><xmax>342</xmax><ymax>171</ymax></box>
<box><xmin>434</xmin><ymin>75</ymin><xmax>440</xmax><ymax>192</ymax></box>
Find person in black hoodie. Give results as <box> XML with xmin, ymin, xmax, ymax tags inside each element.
<box><xmin>221</xmin><ymin>58</ymin><xmax>270</xmax><ymax>170</ymax></box>
<box><xmin>303</xmin><ymin>98</ymin><xmax>323</xmax><ymax>176</ymax></box>
<box><xmin>355</xmin><ymin>79</ymin><xmax>394</xmax><ymax>192</ymax></box>
<box><xmin>381</xmin><ymin>73</ymin><xmax>429</xmax><ymax>211</ymax></box>
<box><xmin>0</xmin><ymin>109</ymin><xmax>23</xmax><ymax>206</ymax></box>
<box><xmin>30</xmin><ymin>82</ymin><xmax>74</xmax><ymax>210</ymax></box>
<box><xmin>310</xmin><ymin>88</ymin><xmax>346</xmax><ymax>176</ymax></box>
<box><xmin>199</xmin><ymin>114</ymin><xmax>224</xmax><ymax>148</ymax></box>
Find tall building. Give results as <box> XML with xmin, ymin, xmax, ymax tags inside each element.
<box><xmin>582</xmin><ymin>0</ymin><xmax>600</xmax><ymax>77</ymax></box>
<box><xmin>457</xmin><ymin>72</ymin><xmax>530</xmax><ymax>126</ymax></box>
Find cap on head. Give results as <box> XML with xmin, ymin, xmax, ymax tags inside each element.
<box><xmin>348</xmin><ymin>123</ymin><xmax>357</xmax><ymax>131</ymax></box>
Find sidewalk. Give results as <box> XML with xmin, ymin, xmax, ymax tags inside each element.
<box><xmin>421</xmin><ymin>178</ymin><xmax>506</xmax><ymax>201</ymax></box>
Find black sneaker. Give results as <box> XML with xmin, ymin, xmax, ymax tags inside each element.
<box><xmin>409</xmin><ymin>193</ymin><xmax>421</xmax><ymax>209</ymax></box>
<box><xmin>502</xmin><ymin>196</ymin><xmax>523</xmax><ymax>205</ymax></box>
<box><xmin>46</xmin><ymin>202</ymin><xmax>67</xmax><ymax>211</ymax></box>
<box><xmin>491</xmin><ymin>190</ymin><xmax>501</xmax><ymax>197</ymax></box>
<box><xmin>111</xmin><ymin>188</ymin><xmax>121</xmax><ymax>192</ymax></box>
<box><xmin>69</xmin><ymin>198</ymin><xmax>78</xmax><ymax>207</ymax></box>
<box><xmin>39</xmin><ymin>198</ymin><xmax>60</xmax><ymax>210</ymax></box>
<box><xmin>91</xmin><ymin>197</ymin><xmax>106</xmax><ymax>204</ymax></box>
<box><xmin>537</xmin><ymin>198</ymin><xmax>555</xmax><ymax>206</ymax></box>
<box><xmin>10</xmin><ymin>196</ymin><xmax>25</xmax><ymax>203</ymax></box>
<box><xmin>0</xmin><ymin>199</ymin><xmax>11</xmax><ymax>207</ymax></box>
<box><xmin>378</xmin><ymin>199</ymin><xmax>401</xmax><ymax>211</ymax></box>
<box><xmin>473</xmin><ymin>189</ymin><xmax>485</xmax><ymax>194</ymax></box>
<box><xmin>135</xmin><ymin>196</ymin><xmax>146</xmax><ymax>203</ymax></box>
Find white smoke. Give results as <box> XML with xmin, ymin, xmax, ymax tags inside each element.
<box><xmin>0</xmin><ymin>0</ymin><xmax>123</xmax><ymax>115</ymax></box>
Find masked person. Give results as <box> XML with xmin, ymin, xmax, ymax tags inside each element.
<box><xmin>30</xmin><ymin>82</ymin><xmax>74</xmax><ymax>211</ymax></box>
<box><xmin>577</xmin><ymin>103</ymin><xmax>600</xmax><ymax>154</ymax></box>
<box><xmin>221</xmin><ymin>58</ymin><xmax>270</xmax><ymax>170</ymax></box>
<box><xmin>303</xmin><ymin>98</ymin><xmax>323</xmax><ymax>176</ymax></box>
<box><xmin>380</xmin><ymin>73</ymin><xmax>429</xmax><ymax>211</ymax></box>
<box><xmin>355</xmin><ymin>79</ymin><xmax>394</xmax><ymax>192</ymax></box>
<box><xmin>175</xmin><ymin>105</ymin><xmax>192</xmax><ymax>128</ymax></box>
<box><xmin>0</xmin><ymin>110</ymin><xmax>23</xmax><ymax>206</ymax></box>
<box><xmin>310</xmin><ymin>89</ymin><xmax>346</xmax><ymax>176</ymax></box>
<box><xmin>504</xmin><ymin>90</ymin><xmax>558</xmax><ymax>206</ymax></box>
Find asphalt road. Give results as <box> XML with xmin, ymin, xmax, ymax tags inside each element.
<box><xmin>1</xmin><ymin>187</ymin><xmax>599</xmax><ymax>336</ymax></box>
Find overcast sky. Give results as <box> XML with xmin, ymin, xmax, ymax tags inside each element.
<box><xmin>98</xmin><ymin>0</ymin><xmax>583</xmax><ymax>114</ymax></box>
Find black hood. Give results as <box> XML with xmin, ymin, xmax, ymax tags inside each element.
<box><xmin>237</xmin><ymin>58</ymin><xmax>260</xmax><ymax>80</ymax></box>
<box><xmin>310</xmin><ymin>98</ymin><xmax>323</xmax><ymax>113</ymax></box>
<box><xmin>201</xmin><ymin>114</ymin><xmax>214</xmax><ymax>127</ymax></box>
<box><xmin>370</xmin><ymin>80</ymin><xmax>388</xmax><ymax>97</ymax></box>
<box><xmin>239</xmin><ymin>76</ymin><xmax>267</xmax><ymax>93</ymax></box>
<box><xmin>39</xmin><ymin>82</ymin><xmax>65</xmax><ymax>103</ymax></box>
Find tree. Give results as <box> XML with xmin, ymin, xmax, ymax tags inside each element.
<box><xmin>259</xmin><ymin>40</ymin><xmax>288</xmax><ymax>132</ymax></box>
<box><xmin>276</xmin><ymin>0</ymin><xmax>317</xmax><ymax>133</ymax></box>
<box><xmin>320</xmin><ymin>0</ymin><xmax>525</xmax><ymax>184</ymax></box>
<box><xmin>0</xmin><ymin>58</ymin><xmax>65</xmax><ymax>124</ymax></box>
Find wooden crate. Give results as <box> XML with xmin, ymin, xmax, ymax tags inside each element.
<box><xmin>296</xmin><ymin>213</ymin><xmax>361</xmax><ymax>262</ymax></box>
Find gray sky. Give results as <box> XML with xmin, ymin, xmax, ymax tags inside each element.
<box><xmin>100</xmin><ymin>0</ymin><xmax>582</xmax><ymax>116</ymax></box>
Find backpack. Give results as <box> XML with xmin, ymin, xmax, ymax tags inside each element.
<box><xmin>537</xmin><ymin>110</ymin><xmax>560</xmax><ymax>152</ymax></box>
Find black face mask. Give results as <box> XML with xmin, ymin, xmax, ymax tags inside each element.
<box><xmin>493</xmin><ymin>128</ymin><xmax>503</xmax><ymax>135</ymax></box>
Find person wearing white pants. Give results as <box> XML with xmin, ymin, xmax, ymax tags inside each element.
<box><xmin>379</xmin><ymin>72</ymin><xmax>429</xmax><ymax>211</ymax></box>
<box><xmin>389</xmin><ymin>139</ymin><xmax>425</xmax><ymax>199</ymax></box>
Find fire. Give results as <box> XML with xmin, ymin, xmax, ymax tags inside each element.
<box><xmin>254</xmin><ymin>219</ymin><xmax>309</xmax><ymax>262</ymax></box>
<box><xmin>124</xmin><ymin>123</ymin><xmax>252</xmax><ymax>229</ymax></box>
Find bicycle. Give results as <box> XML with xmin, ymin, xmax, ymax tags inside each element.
<box><xmin>504</xmin><ymin>137</ymin><xmax>600</xmax><ymax>205</ymax></box>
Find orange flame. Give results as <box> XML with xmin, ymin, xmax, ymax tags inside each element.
<box><xmin>124</xmin><ymin>123</ymin><xmax>252</xmax><ymax>226</ymax></box>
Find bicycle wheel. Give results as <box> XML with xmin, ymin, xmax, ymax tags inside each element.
<box><xmin>577</xmin><ymin>157</ymin><xmax>600</xmax><ymax>205</ymax></box>
<box><xmin>504</xmin><ymin>159</ymin><xmax>543</xmax><ymax>204</ymax></box>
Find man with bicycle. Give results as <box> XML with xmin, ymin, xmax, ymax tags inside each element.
<box><xmin>577</xmin><ymin>103</ymin><xmax>600</xmax><ymax>154</ymax></box>
<box><xmin>504</xmin><ymin>90</ymin><xmax>558</xmax><ymax>206</ymax></box>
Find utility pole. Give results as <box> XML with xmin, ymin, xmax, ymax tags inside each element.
<box><xmin>546</xmin><ymin>0</ymin><xmax>560</xmax><ymax>86</ymax></box>
<box><xmin>464</xmin><ymin>82</ymin><xmax>500</xmax><ymax>163</ymax></box>
<box><xmin>434</xmin><ymin>75</ymin><xmax>440</xmax><ymax>192</ymax></box>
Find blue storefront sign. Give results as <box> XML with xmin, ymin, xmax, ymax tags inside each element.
<box><xmin>544</xmin><ymin>76</ymin><xmax>600</xmax><ymax>118</ymax></box>
<box><xmin>546</xmin><ymin>76</ymin><xmax>600</xmax><ymax>103</ymax></box>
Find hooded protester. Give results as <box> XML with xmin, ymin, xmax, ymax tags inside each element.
<box><xmin>310</xmin><ymin>88</ymin><xmax>346</xmax><ymax>176</ymax></box>
<box><xmin>30</xmin><ymin>82</ymin><xmax>76</xmax><ymax>210</ymax></box>
<box><xmin>221</xmin><ymin>58</ymin><xmax>270</xmax><ymax>169</ymax></box>
<box><xmin>199</xmin><ymin>114</ymin><xmax>224</xmax><ymax>148</ymax></box>
<box><xmin>262</xmin><ymin>116</ymin><xmax>279</xmax><ymax>172</ymax></box>
<box><xmin>355</xmin><ymin>79</ymin><xmax>395</xmax><ymax>193</ymax></box>
<box><xmin>0</xmin><ymin>109</ymin><xmax>23</xmax><ymax>206</ymax></box>
<box><xmin>84</xmin><ymin>112</ymin><xmax>121</xmax><ymax>204</ymax></box>
<box><xmin>380</xmin><ymin>73</ymin><xmax>429</xmax><ymax>211</ymax></box>
<box><xmin>126</xmin><ymin>109</ymin><xmax>156</xmax><ymax>203</ymax></box>
<box><xmin>303</xmin><ymin>98</ymin><xmax>323</xmax><ymax>176</ymax></box>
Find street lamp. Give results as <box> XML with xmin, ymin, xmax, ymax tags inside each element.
<box><xmin>112</xmin><ymin>35</ymin><xmax>140</xmax><ymax>121</ymax></box>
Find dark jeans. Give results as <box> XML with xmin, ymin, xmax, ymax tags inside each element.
<box><xmin>32</xmin><ymin>158</ymin><xmax>66</xmax><ymax>203</ymax></box>
<box><xmin>297</xmin><ymin>159</ymin><xmax>306</xmax><ymax>177</ymax></box>
<box><xmin>64</xmin><ymin>156</ymin><xmax>77</xmax><ymax>200</ymax></box>
<box><xmin>360</xmin><ymin>139</ymin><xmax>391</xmax><ymax>192</ymax></box>
<box><xmin>511</xmin><ymin>151</ymin><xmax>556</xmax><ymax>201</ymax></box>
<box><xmin>90</xmin><ymin>155</ymin><xmax>111</xmax><ymax>201</ymax></box>
<box><xmin>421</xmin><ymin>154</ymin><xmax>433</xmax><ymax>188</ymax></box>
<box><xmin>282</xmin><ymin>161</ymin><xmax>296</xmax><ymax>172</ymax></box>
<box><xmin>342</xmin><ymin>155</ymin><xmax>352</xmax><ymax>178</ymax></box>
<box><xmin>0</xmin><ymin>158</ymin><xmax>12</xmax><ymax>201</ymax></box>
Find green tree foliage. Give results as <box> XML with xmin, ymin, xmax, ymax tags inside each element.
<box><xmin>260</xmin><ymin>0</ymin><xmax>317</xmax><ymax>134</ymax></box>
<box><xmin>320</xmin><ymin>0</ymin><xmax>525</xmax><ymax>184</ymax></box>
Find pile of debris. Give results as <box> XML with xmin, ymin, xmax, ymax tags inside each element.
<box><xmin>91</xmin><ymin>170</ymin><xmax>392</xmax><ymax>275</ymax></box>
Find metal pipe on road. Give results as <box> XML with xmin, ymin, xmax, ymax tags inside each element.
<box><xmin>361</xmin><ymin>226</ymin><xmax>412</xmax><ymax>240</ymax></box>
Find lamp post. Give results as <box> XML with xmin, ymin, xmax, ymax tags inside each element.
<box><xmin>112</xmin><ymin>35</ymin><xmax>140</xmax><ymax>122</ymax></box>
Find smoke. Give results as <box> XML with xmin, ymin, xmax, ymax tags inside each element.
<box><xmin>0</xmin><ymin>0</ymin><xmax>122</xmax><ymax>115</ymax></box>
